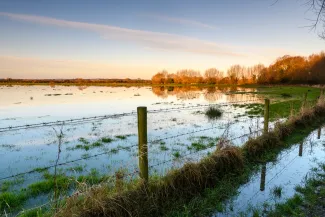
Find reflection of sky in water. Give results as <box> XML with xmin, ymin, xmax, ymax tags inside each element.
<box><xmin>0</xmin><ymin>85</ymin><xmax>266</xmax><ymax>213</ymax></box>
<box><xmin>214</xmin><ymin>127</ymin><xmax>325</xmax><ymax>216</ymax></box>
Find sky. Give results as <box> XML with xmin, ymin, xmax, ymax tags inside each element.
<box><xmin>0</xmin><ymin>0</ymin><xmax>324</xmax><ymax>79</ymax></box>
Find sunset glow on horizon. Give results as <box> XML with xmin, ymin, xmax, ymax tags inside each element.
<box><xmin>0</xmin><ymin>0</ymin><xmax>324</xmax><ymax>79</ymax></box>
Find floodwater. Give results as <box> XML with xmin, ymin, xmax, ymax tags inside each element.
<box><xmin>0</xmin><ymin>85</ymin><xmax>270</xmax><ymax>213</ymax></box>
<box><xmin>214</xmin><ymin>126</ymin><xmax>325</xmax><ymax>216</ymax></box>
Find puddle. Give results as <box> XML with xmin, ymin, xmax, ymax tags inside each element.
<box><xmin>213</xmin><ymin>126</ymin><xmax>325</xmax><ymax>216</ymax></box>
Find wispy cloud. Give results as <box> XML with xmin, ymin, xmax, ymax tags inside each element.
<box><xmin>139</xmin><ymin>13</ymin><xmax>217</xmax><ymax>29</ymax></box>
<box><xmin>0</xmin><ymin>12</ymin><xmax>239</xmax><ymax>57</ymax></box>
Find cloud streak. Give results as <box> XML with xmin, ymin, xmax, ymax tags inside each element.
<box><xmin>139</xmin><ymin>13</ymin><xmax>217</xmax><ymax>29</ymax></box>
<box><xmin>0</xmin><ymin>12</ymin><xmax>240</xmax><ymax>57</ymax></box>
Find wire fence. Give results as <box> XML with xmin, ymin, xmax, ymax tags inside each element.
<box><xmin>0</xmin><ymin>99</ymin><xmax>261</xmax><ymax>133</ymax></box>
<box><xmin>0</xmin><ymin>99</ymin><xmax>269</xmax><ymax>216</ymax></box>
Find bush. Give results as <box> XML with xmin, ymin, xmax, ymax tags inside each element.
<box><xmin>205</xmin><ymin>107</ymin><xmax>222</xmax><ymax>120</ymax></box>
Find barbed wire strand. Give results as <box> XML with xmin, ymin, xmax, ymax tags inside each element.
<box><xmin>0</xmin><ymin>144</ymin><xmax>138</xmax><ymax>181</ymax></box>
<box><xmin>149</xmin><ymin>128</ymin><xmax>264</xmax><ymax>170</ymax></box>
<box><xmin>0</xmin><ymin>99</ymin><xmax>261</xmax><ymax>132</ymax></box>
<box><xmin>0</xmin><ymin>119</ymin><xmax>262</xmax><ymax>182</ymax></box>
<box><xmin>148</xmin><ymin>117</ymin><xmax>261</xmax><ymax>145</ymax></box>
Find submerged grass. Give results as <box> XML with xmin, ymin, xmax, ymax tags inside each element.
<box><xmin>205</xmin><ymin>106</ymin><xmax>222</xmax><ymax>120</ymax></box>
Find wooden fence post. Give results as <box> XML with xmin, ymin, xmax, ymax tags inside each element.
<box><xmin>137</xmin><ymin>106</ymin><xmax>148</xmax><ymax>182</ymax></box>
<box><xmin>318</xmin><ymin>127</ymin><xmax>321</xmax><ymax>139</ymax></box>
<box><xmin>264</xmin><ymin>99</ymin><xmax>270</xmax><ymax>134</ymax></box>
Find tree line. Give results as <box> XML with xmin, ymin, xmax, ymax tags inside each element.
<box><xmin>151</xmin><ymin>51</ymin><xmax>325</xmax><ymax>85</ymax></box>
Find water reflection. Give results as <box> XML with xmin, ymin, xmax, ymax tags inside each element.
<box><xmin>260</xmin><ymin>163</ymin><xmax>266</xmax><ymax>191</ymax></box>
<box><xmin>299</xmin><ymin>141</ymin><xmax>303</xmax><ymax>156</ymax></box>
<box><xmin>151</xmin><ymin>86</ymin><xmax>258</xmax><ymax>102</ymax></box>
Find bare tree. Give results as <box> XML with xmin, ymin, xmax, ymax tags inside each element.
<box><xmin>304</xmin><ymin>0</ymin><xmax>325</xmax><ymax>38</ymax></box>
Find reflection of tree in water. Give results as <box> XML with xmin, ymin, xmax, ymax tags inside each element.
<box><xmin>176</xmin><ymin>91</ymin><xmax>200</xmax><ymax>100</ymax></box>
<box><xmin>203</xmin><ymin>87</ymin><xmax>223</xmax><ymax>102</ymax></box>
<box><xmin>226</xmin><ymin>93</ymin><xmax>257</xmax><ymax>102</ymax></box>
<box><xmin>78</xmin><ymin>86</ymin><xmax>88</xmax><ymax>91</ymax></box>
<box><xmin>152</xmin><ymin>86</ymin><xmax>168</xmax><ymax>99</ymax></box>
<box><xmin>225</xmin><ymin>87</ymin><xmax>258</xmax><ymax>102</ymax></box>
<box><xmin>152</xmin><ymin>86</ymin><xmax>202</xmax><ymax>100</ymax></box>
<box><xmin>152</xmin><ymin>86</ymin><xmax>258</xmax><ymax>102</ymax></box>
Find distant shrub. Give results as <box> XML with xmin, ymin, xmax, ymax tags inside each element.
<box><xmin>205</xmin><ymin>107</ymin><xmax>222</xmax><ymax>120</ymax></box>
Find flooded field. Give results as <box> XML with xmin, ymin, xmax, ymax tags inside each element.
<box><xmin>0</xmin><ymin>85</ymin><xmax>270</xmax><ymax>213</ymax></box>
<box><xmin>9</xmin><ymin>84</ymin><xmax>325</xmax><ymax>216</ymax></box>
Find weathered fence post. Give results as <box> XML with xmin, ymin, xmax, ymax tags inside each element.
<box><xmin>137</xmin><ymin>106</ymin><xmax>148</xmax><ymax>182</ymax></box>
<box><xmin>299</xmin><ymin>142</ymin><xmax>303</xmax><ymax>157</ymax></box>
<box><xmin>260</xmin><ymin>163</ymin><xmax>266</xmax><ymax>191</ymax></box>
<box><xmin>264</xmin><ymin>99</ymin><xmax>270</xmax><ymax>134</ymax></box>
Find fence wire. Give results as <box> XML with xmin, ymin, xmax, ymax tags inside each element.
<box><xmin>0</xmin><ymin>99</ymin><xmax>261</xmax><ymax>133</ymax></box>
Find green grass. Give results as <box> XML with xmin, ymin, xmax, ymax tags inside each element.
<box><xmin>272</xmin><ymin>185</ymin><xmax>283</xmax><ymax>198</ymax></box>
<box><xmin>115</xmin><ymin>135</ymin><xmax>127</xmax><ymax>140</ymax></box>
<box><xmin>101</xmin><ymin>137</ymin><xmax>113</xmax><ymax>143</ymax></box>
<box><xmin>0</xmin><ymin>177</ymin><xmax>24</xmax><ymax>192</ymax></box>
<box><xmin>0</xmin><ymin>168</ymin><xmax>116</xmax><ymax>213</ymax></box>
<box><xmin>236</xmin><ymin>86</ymin><xmax>321</xmax><ymax>119</ymax></box>
<box><xmin>172</xmin><ymin>151</ymin><xmax>181</xmax><ymax>158</ymax></box>
<box><xmin>257</xmin><ymin>86</ymin><xmax>320</xmax><ymax>119</ymax></box>
<box><xmin>160</xmin><ymin>144</ymin><xmax>169</xmax><ymax>151</ymax></box>
<box><xmin>66</xmin><ymin>166</ymin><xmax>84</xmax><ymax>173</ymax></box>
<box><xmin>27</xmin><ymin>175</ymin><xmax>70</xmax><ymax>197</ymax></box>
<box><xmin>17</xmin><ymin>208</ymin><xmax>46</xmax><ymax>217</ymax></box>
<box><xmin>0</xmin><ymin>192</ymin><xmax>27</xmax><ymax>210</ymax></box>
<box><xmin>78</xmin><ymin>137</ymin><xmax>89</xmax><ymax>144</ymax></box>
<box><xmin>68</xmin><ymin>141</ymin><xmax>104</xmax><ymax>151</ymax></box>
<box><xmin>188</xmin><ymin>142</ymin><xmax>206</xmax><ymax>151</ymax></box>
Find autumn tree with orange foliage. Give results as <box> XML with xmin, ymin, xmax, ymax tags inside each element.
<box><xmin>257</xmin><ymin>52</ymin><xmax>325</xmax><ymax>84</ymax></box>
<box><xmin>151</xmin><ymin>51</ymin><xmax>325</xmax><ymax>85</ymax></box>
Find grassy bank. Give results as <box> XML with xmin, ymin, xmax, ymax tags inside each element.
<box><xmin>23</xmin><ymin>96</ymin><xmax>324</xmax><ymax>217</ymax></box>
<box><xmin>238</xmin><ymin>86</ymin><xmax>322</xmax><ymax>119</ymax></box>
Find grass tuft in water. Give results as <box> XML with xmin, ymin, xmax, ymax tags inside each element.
<box><xmin>272</xmin><ymin>185</ymin><xmax>283</xmax><ymax>198</ymax></box>
<box><xmin>101</xmin><ymin>137</ymin><xmax>113</xmax><ymax>143</ymax></box>
<box><xmin>205</xmin><ymin>107</ymin><xmax>222</xmax><ymax>120</ymax></box>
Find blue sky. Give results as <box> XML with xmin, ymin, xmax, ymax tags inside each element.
<box><xmin>0</xmin><ymin>0</ymin><xmax>324</xmax><ymax>79</ymax></box>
